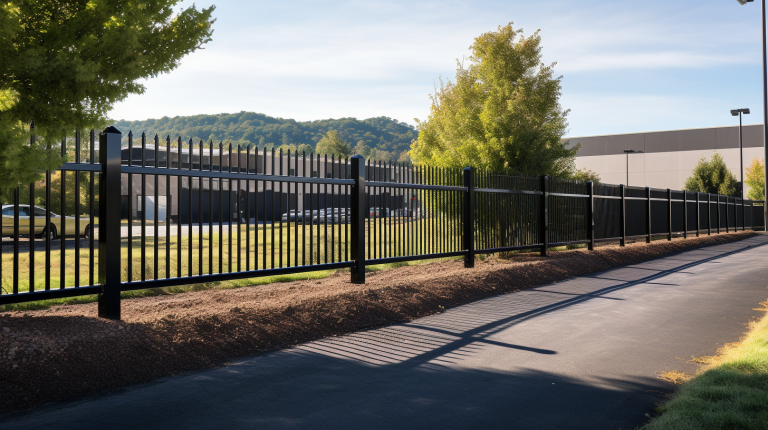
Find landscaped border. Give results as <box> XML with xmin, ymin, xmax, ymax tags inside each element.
<box><xmin>0</xmin><ymin>232</ymin><xmax>760</xmax><ymax>414</ymax></box>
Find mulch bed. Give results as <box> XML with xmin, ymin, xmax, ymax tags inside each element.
<box><xmin>0</xmin><ymin>232</ymin><xmax>760</xmax><ymax>413</ymax></box>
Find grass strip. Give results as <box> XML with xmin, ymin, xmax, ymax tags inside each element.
<box><xmin>642</xmin><ymin>300</ymin><xmax>768</xmax><ymax>430</ymax></box>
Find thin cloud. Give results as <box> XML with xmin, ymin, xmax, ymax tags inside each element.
<box><xmin>110</xmin><ymin>0</ymin><xmax>764</xmax><ymax>137</ymax></box>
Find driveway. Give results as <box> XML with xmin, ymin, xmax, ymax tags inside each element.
<box><xmin>4</xmin><ymin>235</ymin><xmax>768</xmax><ymax>429</ymax></box>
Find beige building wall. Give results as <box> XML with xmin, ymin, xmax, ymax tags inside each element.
<box><xmin>568</xmin><ymin>124</ymin><xmax>765</xmax><ymax>197</ymax></box>
<box><xmin>576</xmin><ymin>147</ymin><xmax>764</xmax><ymax>194</ymax></box>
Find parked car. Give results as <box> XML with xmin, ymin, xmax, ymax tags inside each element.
<box><xmin>1</xmin><ymin>204</ymin><xmax>96</xmax><ymax>240</ymax></box>
<box><xmin>281</xmin><ymin>210</ymin><xmax>300</xmax><ymax>223</ymax></box>
<box><xmin>281</xmin><ymin>210</ymin><xmax>315</xmax><ymax>224</ymax></box>
<box><xmin>368</xmin><ymin>207</ymin><xmax>390</xmax><ymax>218</ymax></box>
<box><xmin>391</xmin><ymin>209</ymin><xmax>411</xmax><ymax>217</ymax></box>
<box><xmin>313</xmin><ymin>208</ymin><xmax>349</xmax><ymax>224</ymax></box>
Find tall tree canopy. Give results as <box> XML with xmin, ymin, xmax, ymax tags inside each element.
<box><xmin>0</xmin><ymin>0</ymin><xmax>215</xmax><ymax>192</ymax></box>
<box><xmin>315</xmin><ymin>130</ymin><xmax>351</xmax><ymax>157</ymax></box>
<box><xmin>410</xmin><ymin>23</ymin><xmax>575</xmax><ymax>177</ymax></box>
<box><xmin>683</xmin><ymin>153</ymin><xmax>738</xmax><ymax>196</ymax></box>
<box><xmin>745</xmin><ymin>157</ymin><xmax>765</xmax><ymax>201</ymax></box>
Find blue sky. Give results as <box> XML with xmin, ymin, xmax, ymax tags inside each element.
<box><xmin>108</xmin><ymin>0</ymin><xmax>765</xmax><ymax>137</ymax></box>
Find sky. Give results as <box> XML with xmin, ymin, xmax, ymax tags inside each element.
<box><xmin>108</xmin><ymin>0</ymin><xmax>766</xmax><ymax>137</ymax></box>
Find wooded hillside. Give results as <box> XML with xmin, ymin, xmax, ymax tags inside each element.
<box><xmin>112</xmin><ymin>112</ymin><xmax>417</xmax><ymax>161</ymax></box>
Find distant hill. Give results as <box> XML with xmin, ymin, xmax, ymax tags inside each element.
<box><xmin>112</xmin><ymin>112</ymin><xmax>417</xmax><ymax>161</ymax></box>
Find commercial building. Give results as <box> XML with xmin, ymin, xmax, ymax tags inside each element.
<box><xmin>119</xmin><ymin>146</ymin><xmax>410</xmax><ymax>222</ymax></box>
<box><xmin>566</xmin><ymin>124</ymin><xmax>764</xmax><ymax>195</ymax></box>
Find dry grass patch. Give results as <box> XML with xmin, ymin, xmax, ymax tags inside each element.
<box><xmin>643</xmin><ymin>299</ymin><xmax>768</xmax><ymax>430</ymax></box>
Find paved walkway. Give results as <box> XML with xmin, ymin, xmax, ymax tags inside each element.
<box><xmin>4</xmin><ymin>236</ymin><xmax>768</xmax><ymax>429</ymax></box>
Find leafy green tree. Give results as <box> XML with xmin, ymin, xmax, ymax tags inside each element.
<box><xmin>34</xmin><ymin>171</ymin><xmax>92</xmax><ymax>217</ymax></box>
<box><xmin>397</xmin><ymin>150</ymin><xmax>411</xmax><ymax>164</ymax></box>
<box><xmin>315</xmin><ymin>130</ymin><xmax>351</xmax><ymax>157</ymax></box>
<box><xmin>0</xmin><ymin>0</ymin><xmax>215</xmax><ymax>193</ymax></box>
<box><xmin>353</xmin><ymin>141</ymin><xmax>371</xmax><ymax>158</ymax></box>
<box><xmin>278</xmin><ymin>143</ymin><xmax>298</xmax><ymax>153</ymax></box>
<box><xmin>297</xmin><ymin>144</ymin><xmax>314</xmax><ymax>155</ymax></box>
<box><xmin>683</xmin><ymin>153</ymin><xmax>738</xmax><ymax>196</ymax></box>
<box><xmin>410</xmin><ymin>23</ymin><xmax>575</xmax><ymax>177</ymax></box>
<box><xmin>745</xmin><ymin>157</ymin><xmax>765</xmax><ymax>201</ymax></box>
<box><xmin>369</xmin><ymin>148</ymin><xmax>395</xmax><ymax>163</ymax></box>
<box><xmin>572</xmin><ymin>168</ymin><xmax>600</xmax><ymax>183</ymax></box>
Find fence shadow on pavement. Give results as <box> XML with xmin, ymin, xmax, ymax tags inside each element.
<box><xmin>291</xmin><ymin>235</ymin><xmax>768</xmax><ymax>370</ymax></box>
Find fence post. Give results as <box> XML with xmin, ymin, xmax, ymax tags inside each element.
<box><xmin>646</xmin><ymin>186</ymin><xmax>651</xmax><ymax>243</ymax></box>
<box><xmin>350</xmin><ymin>154</ymin><xmax>366</xmax><ymax>283</ymax></box>
<box><xmin>587</xmin><ymin>181</ymin><xmax>594</xmax><ymax>250</ymax></box>
<box><xmin>726</xmin><ymin>196</ymin><xmax>730</xmax><ymax>233</ymax></box>
<box><xmin>708</xmin><ymin>193</ymin><xmax>712</xmax><ymax>235</ymax></box>
<box><xmin>683</xmin><ymin>191</ymin><xmax>687</xmax><ymax>239</ymax></box>
<box><xmin>463</xmin><ymin>167</ymin><xmax>475</xmax><ymax>268</ymax></box>
<box><xmin>540</xmin><ymin>175</ymin><xmax>548</xmax><ymax>256</ymax></box>
<box><xmin>620</xmin><ymin>184</ymin><xmax>626</xmax><ymax>247</ymax></box>
<box><xmin>97</xmin><ymin>126</ymin><xmax>122</xmax><ymax>320</ymax></box>
<box><xmin>667</xmin><ymin>188</ymin><xmax>672</xmax><ymax>241</ymax></box>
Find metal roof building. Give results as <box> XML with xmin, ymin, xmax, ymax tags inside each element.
<box><xmin>565</xmin><ymin>124</ymin><xmax>764</xmax><ymax>194</ymax></box>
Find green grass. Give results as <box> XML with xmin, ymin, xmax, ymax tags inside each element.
<box><xmin>1</xmin><ymin>217</ymin><xmax>459</xmax><ymax>312</ymax></box>
<box><xmin>642</xmin><ymin>302</ymin><xmax>768</xmax><ymax>430</ymax></box>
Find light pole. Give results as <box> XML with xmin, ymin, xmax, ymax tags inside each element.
<box><xmin>736</xmin><ymin>0</ymin><xmax>768</xmax><ymax>227</ymax></box>
<box><xmin>623</xmin><ymin>149</ymin><xmax>635</xmax><ymax>186</ymax></box>
<box><xmin>731</xmin><ymin>108</ymin><xmax>751</xmax><ymax>197</ymax></box>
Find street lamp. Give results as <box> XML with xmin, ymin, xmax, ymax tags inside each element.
<box><xmin>731</xmin><ymin>108</ymin><xmax>751</xmax><ymax>197</ymax></box>
<box><xmin>623</xmin><ymin>149</ymin><xmax>635</xmax><ymax>186</ymax></box>
<box><xmin>736</xmin><ymin>0</ymin><xmax>768</xmax><ymax>227</ymax></box>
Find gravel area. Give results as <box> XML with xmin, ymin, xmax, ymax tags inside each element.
<box><xmin>0</xmin><ymin>232</ymin><xmax>758</xmax><ymax>413</ymax></box>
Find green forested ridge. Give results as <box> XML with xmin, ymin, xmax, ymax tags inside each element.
<box><xmin>112</xmin><ymin>112</ymin><xmax>417</xmax><ymax>161</ymax></box>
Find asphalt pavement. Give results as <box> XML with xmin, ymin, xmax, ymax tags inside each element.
<box><xmin>4</xmin><ymin>235</ymin><xmax>768</xmax><ymax>430</ymax></box>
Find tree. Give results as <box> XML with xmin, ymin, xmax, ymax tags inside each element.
<box><xmin>353</xmin><ymin>141</ymin><xmax>371</xmax><ymax>158</ymax></box>
<box><xmin>0</xmin><ymin>1</ymin><xmax>215</xmax><ymax>193</ymax></box>
<box><xmin>369</xmin><ymin>148</ymin><xmax>395</xmax><ymax>163</ymax></box>
<box><xmin>683</xmin><ymin>153</ymin><xmax>738</xmax><ymax>196</ymax></box>
<box><xmin>315</xmin><ymin>130</ymin><xmax>351</xmax><ymax>157</ymax></box>
<box><xmin>297</xmin><ymin>143</ymin><xmax>314</xmax><ymax>155</ymax></box>
<box><xmin>397</xmin><ymin>150</ymin><xmax>411</xmax><ymax>164</ymax></box>
<box><xmin>113</xmin><ymin>113</ymin><xmax>419</xmax><ymax>158</ymax></box>
<box><xmin>410</xmin><ymin>23</ymin><xmax>575</xmax><ymax>177</ymax></box>
<box><xmin>572</xmin><ymin>168</ymin><xmax>600</xmax><ymax>183</ymax></box>
<box><xmin>745</xmin><ymin>157</ymin><xmax>765</xmax><ymax>201</ymax></box>
<box><xmin>278</xmin><ymin>143</ymin><xmax>298</xmax><ymax>153</ymax></box>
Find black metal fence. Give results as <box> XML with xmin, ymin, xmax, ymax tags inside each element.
<box><xmin>0</xmin><ymin>127</ymin><xmax>764</xmax><ymax>319</ymax></box>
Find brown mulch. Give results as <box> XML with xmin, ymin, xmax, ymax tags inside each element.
<box><xmin>0</xmin><ymin>232</ymin><xmax>760</xmax><ymax>413</ymax></box>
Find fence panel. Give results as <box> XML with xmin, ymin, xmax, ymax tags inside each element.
<box><xmin>119</xmin><ymin>142</ymin><xmax>356</xmax><ymax>293</ymax></box>
<box><xmin>364</xmin><ymin>163</ymin><xmax>465</xmax><ymax>264</ymax></box>
<box><xmin>624</xmin><ymin>187</ymin><xmax>648</xmax><ymax>238</ymax></box>
<box><xmin>0</xmin><ymin>130</ymin><xmax>102</xmax><ymax>304</ymax></box>
<box><xmin>548</xmin><ymin>178</ymin><xmax>587</xmax><ymax>245</ymax></box>
<box><xmin>594</xmin><ymin>184</ymin><xmax>621</xmax><ymax>240</ymax></box>
<box><xmin>754</xmin><ymin>203</ymin><xmax>765</xmax><ymax>230</ymax></box>
<box><xmin>685</xmin><ymin>192</ymin><xmax>698</xmax><ymax>233</ymax></box>
<box><xmin>474</xmin><ymin>172</ymin><xmax>541</xmax><ymax>253</ymax></box>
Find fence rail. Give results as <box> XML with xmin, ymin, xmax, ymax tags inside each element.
<box><xmin>0</xmin><ymin>127</ymin><xmax>764</xmax><ymax>318</ymax></box>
